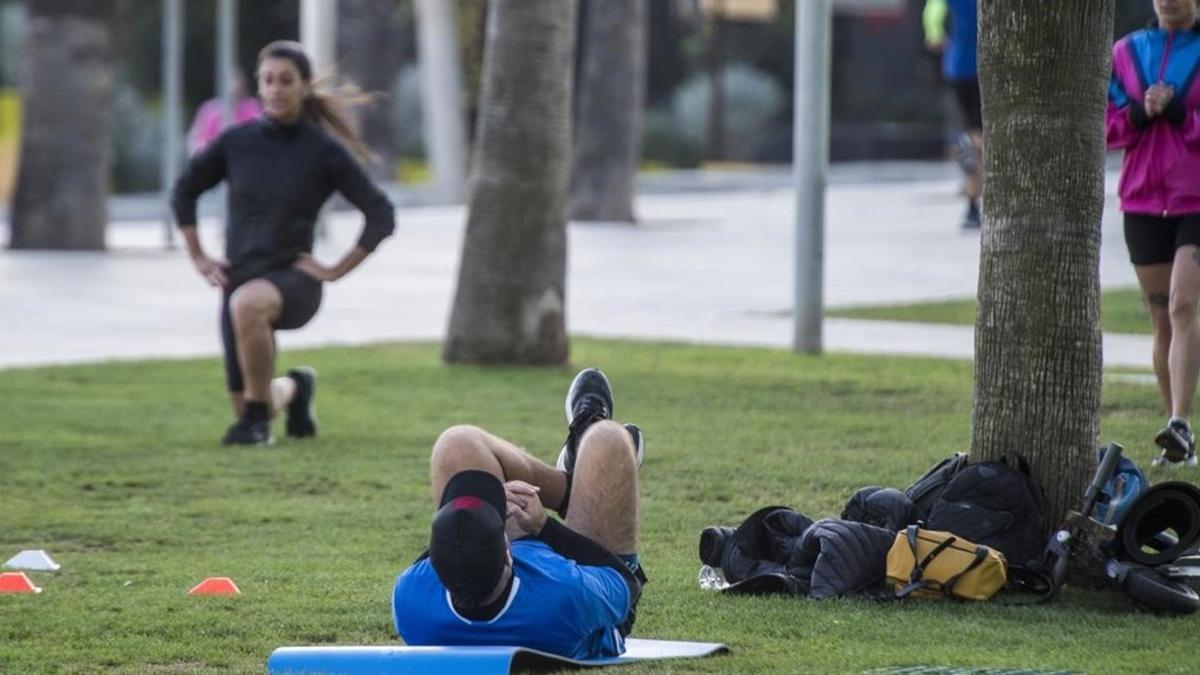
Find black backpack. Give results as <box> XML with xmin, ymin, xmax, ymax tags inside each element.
<box><xmin>925</xmin><ymin>455</ymin><xmax>1048</xmax><ymax>568</ymax></box>
<box><xmin>904</xmin><ymin>452</ymin><xmax>970</xmax><ymax>515</ymax></box>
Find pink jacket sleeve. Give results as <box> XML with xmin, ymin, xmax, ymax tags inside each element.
<box><xmin>1107</xmin><ymin>41</ymin><xmax>1143</xmax><ymax>150</ymax></box>
<box><xmin>1107</xmin><ymin>103</ymin><xmax>1142</xmax><ymax>150</ymax></box>
<box><xmin>1182</xmin><ymin>106</ymin><xmax>1200</xmax><ymax>147</ymax></box>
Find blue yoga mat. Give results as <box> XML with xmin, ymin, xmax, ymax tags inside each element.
<box><xmin>267</xmin><ymin>638</ymin><xmax>729</xmax><ymax>674</ymax></box>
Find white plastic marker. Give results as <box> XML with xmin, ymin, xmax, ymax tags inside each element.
<box><xmin>4</xmin><ymin>550</ymin><xmax>61</xmax><ymax>571</ymax></box>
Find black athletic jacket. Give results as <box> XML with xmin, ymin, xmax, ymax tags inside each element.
<box><xmin>171</xmin><ymin>117</ymin><xmax>395</xmax><ymax>287</ymax></box>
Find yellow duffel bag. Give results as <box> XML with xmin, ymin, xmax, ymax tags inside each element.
<box><xmin>886</xmin><ymin>525</ymin><xmax>1007</xmax><ymax>601</ymax></box>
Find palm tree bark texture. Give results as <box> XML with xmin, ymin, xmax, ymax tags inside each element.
<box><xmin>569</xmin><ymin>0</ymin><xmax>647</xmax><ymax>223</ymax></box>
<box><xmin>973</xmin><ymin>0</ymin><xmax>1114</xmax><ymax>525</ymax></box>
<box><xmin>11</xmin><ymin>0</ymin><xmax>117</xmax><ymax>250</ymax></box>
<box><xmin>443</xmin><ymin>0</ymin><xmax>576</xmax><ymax>365</ymax></box>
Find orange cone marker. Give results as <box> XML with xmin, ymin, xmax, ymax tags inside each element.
<box><xmin>0</xmin><ymin>571</ymin><xmax>42</xmax><ymax>594</ymax></box>
<box><xmin>188</xmin><ymin>577</ymin><xmax>241</xmax><ymax>596</ymax></box>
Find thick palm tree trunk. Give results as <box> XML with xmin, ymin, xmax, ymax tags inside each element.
<box><xmin>443</xmin><ymin>0</ymin><xmax>576</xmax><ymax>365</ymax></box>
<box><xmin>336</xmin><ymin>0</ymin><xmax>404</xmax><ymax>181</ymax></box>
<box><xmin>10</xmin><ymin>0</ymin><xmax>116</xmax><ymax>250</ymax></box>
<box><xmin>972</xmin><ymin>0</ymin><xmax>1114</xmax><ymax>524</ymax></box>
<box><xmin>569</xmin><ymin>0</ymin><xmax>646</xmax><ymax>223</ymax></box>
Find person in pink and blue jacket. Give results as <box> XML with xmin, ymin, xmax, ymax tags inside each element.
<box><xmin>186</xmin><ymin>70</ymin><xmax>262</xmax><ymax>156</ymax></box>
<box><xmin>1108</xmin><ymin>0</ymin><xmax>1200</xmax><ymax>467</ymax></box>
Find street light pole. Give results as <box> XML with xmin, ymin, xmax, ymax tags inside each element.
<box><xmin>217</xmin><ymin>0</ymin><xmax>237</xmax><ymax>129</ymax></box>
<box><xmin>415</xmin><ymin>0</ymin><xmax>468</xmax><ymax>203</ymax></box>
<box><xmin>792</xmin><ymin>0</ymin><xmax>832</xmax><ymax>354</ymax></box>
<box><xmin>300</xmin><ymin>0</ymin><xmax>337</xmax><ymax>76</ymax></box>
<box><xmin>160</xmin><ymin>0</ymin><xmax>182</xmax><ymax>248</ymax></box>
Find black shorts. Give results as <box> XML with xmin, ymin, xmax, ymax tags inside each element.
<box><xmin>220</xmin><ymin>268</ymin><xmax>323</xmax><ymax>392</ymax></box>
<box><xmin>952</xmin><ymin>78</ymin><xmax>982</xmax><ymax>132</ymax></box>
<box><xmin>616</xmin><ymin>562</ymin><xmax>646</xmax><ymax>638</ymax></box>
<box><xmin>1124</xmin><ymin>213</ymin><xmax>1200</xmax><ymax>266</ymax></box>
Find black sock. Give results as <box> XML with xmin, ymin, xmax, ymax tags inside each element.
<box><xmin>244</xmin><ymin>401</ymin><xmax>270</xmax><ymax>422</ymax></box>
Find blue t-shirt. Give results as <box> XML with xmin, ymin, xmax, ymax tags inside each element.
<box><xmin>943</xmin><ymin>0</ymin><xmax>978</xmax><ymax>81</ymax></box>
<box><xmin>392</xmin><ymin>539</ymin><xmax>632</xmax><ymax>660</ymax></box>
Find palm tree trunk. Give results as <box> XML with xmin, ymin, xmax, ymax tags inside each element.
<box><xmin>10</xmin><ymin>0</ymin><xmax>117</xmax><ymax>250</ymax></box>
<box><xmin>442</xmin><ymin>0</ymin><xmax>576</xmax><ymax>365</ymax></box>
<box><xmin>972</xmin><ymin>0</ymin><xmax>1114</xmax><ymax>525</ymax></box>
<box><xmin>569</xmin><ymin>0</ymin><xmax>646</xmax><ymax>223</ymax></box>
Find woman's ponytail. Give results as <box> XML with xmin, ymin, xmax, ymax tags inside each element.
<box><xmin>302</xmin><ymin>75</ymin><xmax>380</xmax><ymax>162</ymax></box>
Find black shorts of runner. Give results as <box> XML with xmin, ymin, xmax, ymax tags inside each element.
<box><xmin>1124</xmin><ymin>212</ymin><xmax>1200</xmax><ymax>266</ymax></box>
<box><xmin>221</xmin><ymin>268</ymin><xmax>323</xmax><ymax>392</ymax></box>
<box><xmin>952</xmin><ymin>78</ymin><xmax>982</xmax><ymax>132</ymax></box>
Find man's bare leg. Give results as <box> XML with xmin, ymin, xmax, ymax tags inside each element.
<box><xmin>564</xmin><ymin>421</ymin><xmax>639</xmax><ymax>556</ymax></box>
<box><xmin>429</xmin><ymin>425</ymin><xmax>568</xmax><ymax>510</ymax></box>
<box><xmin>965</xmin><ymin>130</ymin><xmax>983</xmax><ymax>202</ymax></box>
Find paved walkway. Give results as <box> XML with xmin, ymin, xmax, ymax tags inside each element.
<box><xmin>0</xmin><ymin>163</ymin><xmax>1150</xmax><ymax>370</ymax></box>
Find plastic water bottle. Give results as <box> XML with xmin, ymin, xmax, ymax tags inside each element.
<box><xmin>697</xmin><ymin>565</ymin><xmax>729</xmax><ymax>591</ymax></box>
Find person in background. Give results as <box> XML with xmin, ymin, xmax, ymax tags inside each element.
<box><xmin>171</xmin><ymin>41</ymin><xmax>395</xmax><ymax>446</ymax></box>
<box><xmin>1107</xmin><ymin>0</ymin><xmax>1200</xmax><ymax>467</ymax></box>
<box><xmin>923</xmin><ymin>0</ymin><xmax>982</xmax><ymax>231</ymax></box>
<box><xmin>186</xmin><ymin>69</ymin><xmax>262</xmax><ymax>156</ymax></box>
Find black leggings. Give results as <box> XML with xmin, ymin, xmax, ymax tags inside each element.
<box><xmin>221</xmin><ymin>268</ymin><xmax>323</xmax><ymax>393</ymax></box>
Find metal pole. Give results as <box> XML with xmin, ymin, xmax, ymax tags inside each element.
<box><xmin>160</xmin><ymin>0</ymin><xmax>182</xmax><ymax>248</ymax></box>
<box><xmin>792</xmin><ymin>0</ymin><xmax>832</xmax><ymax>354</ymax></box>
<box><xmin>301</xmin><ymin>0</ymin><xmax>337</xmax><ymax>76</ymax></box>
<box><xmin>300</xmin><ymin>0</ymin><xmax>337</xmax><ymax>240</ymax></box>
<box><xmin>415</xmin><ymin>0</ymin><xmax>468</xmax><ymax>203</ymax></box>
<box><xmin>217</xmin><ymin>0</ymin><xmax>236</xmax><ymax>129</ymax></box>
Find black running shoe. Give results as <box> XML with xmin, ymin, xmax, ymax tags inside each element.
<box><xmin>285</xmin><ymin>366</ymin><xmax>318</xmax><ymax>439</ymax></box>
<box><xmin>961</xmin><ymin>200</ymin><xmax>981</xmax><ymax>231</ymax></box>
<box><xmin>1154</xmin><ymin>418</ymin><xmax>1197</xmax><ymax>467</ymax></box>
<box><xmin>624</xmin><ymin>423</ymin><xmax>646</xmax><ymax>468</ymax></box>
<box><xmin>563</xmin><ymin>368</ymin><xmax>614</xmax><ymax>425</ymax></box>
<box><xmin>556</xmin><ymin>368</ymin><xmax>614</xmax><ymax>474</ymax></box>
<box><xmin>221</xmin><ymin>416</ymin><xmax>272</xmax><ymax>446</ymax></box>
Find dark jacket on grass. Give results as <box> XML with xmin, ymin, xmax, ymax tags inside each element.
<box><xmin>703</xmin><ymin>506</ymin><xmax>896</xmax><ymax>599</ymax></box>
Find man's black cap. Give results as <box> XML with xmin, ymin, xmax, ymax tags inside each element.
<box><xmin>429</xmin><ymin>470</ymin><xmax>508</xmax><ymax>604</ymax></box>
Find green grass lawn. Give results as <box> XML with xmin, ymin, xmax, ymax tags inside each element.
<box><xmin>829</xmin><ymin>288</ymin><xmax>1151</xmax><ymax>335</ymax></box>
<box><xmin>0</xmin><ymin>339</ymin><xmax>1193</xmax><ymax>673</ymax></box>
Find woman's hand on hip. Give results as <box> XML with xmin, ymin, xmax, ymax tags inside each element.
<box><xmin>191</xmin><ymin>253</ymin><xmax>229</xmax><ymax>288</ymax></box>
<box><xmin>292</xmin><ymin>253</ymin><xmax>338</xmax><ymax>282</ymax></box>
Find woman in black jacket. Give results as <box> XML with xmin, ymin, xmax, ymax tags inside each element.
<box><xmin>171</xmin><ymin>41</ymin><xmax>395</xmax><ymax>446</ymax></box>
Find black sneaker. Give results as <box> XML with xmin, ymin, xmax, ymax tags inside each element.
<box><xmin>623</xmin><ymin>423</ymin><xmax>646</xmax><ymax>468</ymax></box>
<box><xmin>1154</xmin><ymin>418</ymin><xmax>1197</xmax><ymax>467</ymax></box>
<box><xmin>285</xmin><ymin>366</ymin><xmax>318</xmax><ymax>439</ymax></box>
<box><xmin>960</xmin><ymin>200</ymin><xmax>981</xmax><ymax>231</ymax></box>
<box><xmin>221</xmin><ymin>416</ymin><xmax>272</xmax><ymax>446</ymax></box>
<box><xmin>555</xmin><ymin>369</ymin><xmax>645</xmax><ymax>472</ymax></box>
<box><xmin>555</xmin><ymin>422</ymin><xmax>646</xmax><ymax>472</ymax></box>
<box><xmin>555</xmin><ymin>368</ymin><xmax>614</xmax><ymax>474</ymax></box>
